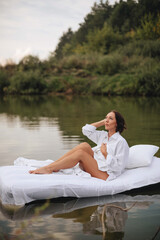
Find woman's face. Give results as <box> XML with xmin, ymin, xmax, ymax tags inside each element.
<box><xmin>105</xmin><ymin>112</ymin><xmax>117</xmax><ymax>133</ymax></box>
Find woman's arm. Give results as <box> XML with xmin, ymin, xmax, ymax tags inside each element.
<box><xmin>82</xmin><ymin>119</ymin><xmax>106</xmax><ymax>145</ymax></box>
<box><xmin>91</xmin><ymin>119</ymin><xmax>105</xmax><ymax>128</ymax></box>
<box><xmin>105</xmin><ymin>139</ymin><xmax>129</xmax><ymax>175</ymax></box>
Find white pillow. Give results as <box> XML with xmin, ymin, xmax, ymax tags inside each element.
<box><xmin>126</xmin><ymin>144</ymin><xmax>159</xmax><ymax>169</ymax></box>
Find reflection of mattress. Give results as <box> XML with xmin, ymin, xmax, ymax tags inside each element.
<box><xmin>1</xmin><ymin>194</ymin><xmax>160</xmax><ymax>220</ymax></box>
<box><xmin>0</xmin><ymin>157</ymin><xmax>160</xmax><ymax>206</ymax></box>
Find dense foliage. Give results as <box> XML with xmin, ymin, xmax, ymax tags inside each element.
<box><xmin>0</xmin><ymin>0</ymin><xmax>160</xmax><ymax>96</ymax></box>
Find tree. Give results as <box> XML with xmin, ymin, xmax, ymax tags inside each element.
<box><xmin>18</xmin><ymin>55</ymin><xmax>41</xmax><ymax>71</ymax></box>
<box><xmin>109</xmin><ymin>0</ymin><xmax>138</xmax><ymax>33</ymax></box>
<box><xmin>82</xmin><ymin>23</ymin><xmax>123</xmax><ymax>54</ymax></box>
<box><xmin>54</xmin><ymin>28</ymin><xmax>74</xmax><ymax>59</ymax></box>
<box><xmin>74</xmin><ymin>1</ymin><xmax>112</xmax><ymax>44</ymax></box>
<box><xmin>138</xmin><ymin>0</ymin><xmax>160</xmax><ymax>17</ymax></box>
<box><xmin>0</xmin><ymin>69</ymin><xmax>9</xmax><ymax>93</ymax></box>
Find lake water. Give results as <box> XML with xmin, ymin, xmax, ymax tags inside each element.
<box><xmin>0</xmin><ymin>95</ymin><xmax>160</xmax><ymax>240</ymax></box>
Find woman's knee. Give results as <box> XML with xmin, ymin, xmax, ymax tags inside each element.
<box><xmin>76</xmin><ymin>149</ymin><xmax>86</xmax><ymax>157</ymax></box>
<box><xmin>79</xmin><ymin>142</ymin><xmax>92</xmax><ymax>152</ymax></box>
<box><xmin>78</xmin><ymin>142</ymin><xmax>93</xmax><ymax>156</ymax></box>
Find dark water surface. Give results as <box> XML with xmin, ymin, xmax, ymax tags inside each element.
<box><xmin>0</xmin><ymin>95</ymin><xmax>160</xmax><ymax>240</ymax></box>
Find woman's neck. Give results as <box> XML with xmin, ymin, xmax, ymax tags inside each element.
<box><xmin>108</xmin><ymin>130</ymin><xmax>116</xmax><ymax>139</ymax></box>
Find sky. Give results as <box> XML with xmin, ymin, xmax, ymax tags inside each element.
<box><xmin>0</xmin><ymin>0</ymin><xmax>118</xmax><ymax>65</ymax></box>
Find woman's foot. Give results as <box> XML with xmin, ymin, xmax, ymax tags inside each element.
<box><xmin>29</xmin><ymin>166</ymin><xmax>53</xmax><ymax>174</ymax></box>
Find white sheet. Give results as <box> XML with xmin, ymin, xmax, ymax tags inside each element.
<box><xmin>14</xmin><ymin>157</ymin><xmax>91</xmax><ymax>177</ymax></box>
<box><xmin>0</xmin><ymin>157</ymin><xmax>160</xmax><ymax>206</ymax></box>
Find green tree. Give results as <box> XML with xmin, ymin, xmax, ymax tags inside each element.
<box><xmin>18</xmin><ymin>55</ymin><xmax>41</xmax><ymax>71</ymax></box>
<box><xmin>54</xmin><ymin>1</ymin><xmax>112</xmax><ymax>58</ymax></box>
<box><xmin>81</xmin><ymin>23</ymin><xmax>124</xmax><ymax>54</ymax></box>
<box><xmin>138</xmin><ymin>0</ymin><xmax>160</xmax><ymax>17</ymax></box>
<box><xmin>136</xmin><ymin>13</ymin><xmax>160</xmax><ymax>39</ymax></box>
<box><xmin>54</xmin><ymin>28</ymin><xmax>74</xmax><ymax>59</ymax></box>
<box><xmin>0</xmin><ymin>69</ymin><xmax>9</xmax><ymax>93</ymax></box>
<box><xmin>53</xmin><ymin>0</ymin><xmax>160</xmax><ymax>58</ymax></box>
<box><xmin>109</xmin><ymin>0</ymin><xmax>138</xmax><ymax>33</ymax></box>
<box><xmin>74</xmin><ymin>0</ymin><xmax>112</xmax><ymax>43</ymax></box>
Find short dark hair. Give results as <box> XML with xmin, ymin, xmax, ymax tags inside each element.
<box><xmin>112</xmin><ymin>110</ymin><xmax>126</xmax><ymax>134</ymax></box>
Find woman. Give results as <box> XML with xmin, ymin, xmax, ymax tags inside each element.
<box><xmin>29</xmin><ymin>110</ymin><xmax>129</xmax><ymax>181</ymax></box>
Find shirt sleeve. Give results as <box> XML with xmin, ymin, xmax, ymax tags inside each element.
<box><xmin>106</xmin><ymin>139</ymin><xmax>129</xmax><ymax>180</ymax></box>
<box><xmin>82</xmin><ymin>124</ymin><xmax>106</xmax><ymax>145</ymax></box>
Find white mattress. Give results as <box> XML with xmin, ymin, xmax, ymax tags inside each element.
<box><xmin>0</xmin><ymin>157</ymin><xmax>160</xmax><ymax>206</ymax></box>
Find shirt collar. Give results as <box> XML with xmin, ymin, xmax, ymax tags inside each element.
<box><xmin>107</xmin><ymin>131</ymin><xmax>120</xmax><ymax>140</ymax></box>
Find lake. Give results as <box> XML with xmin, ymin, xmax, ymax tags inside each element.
<box><xmin>0</xmin><ymin>95</ymin><xmax>160</xmax><ymax>240</ymax></box>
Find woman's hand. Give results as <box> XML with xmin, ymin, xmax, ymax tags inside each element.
<box><xmin>100</xmin><ymin>143</ymin><xmax>107</xmax><ymax>159</ymax></box>
<box><xmin>91</xmin><ymin>119</ymin><xmax>106</xmax><ymax>128</ymax></box>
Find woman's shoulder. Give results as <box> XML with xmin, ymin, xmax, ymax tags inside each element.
<box><xmin>116</xmin><ymin>132</ymin><xmax>128</xmax><ymax>143</ymax></box>
<box><xmin>119</xmin><ymin>135</ymin><xmax>129</xmax><ymax>148</ymax></box>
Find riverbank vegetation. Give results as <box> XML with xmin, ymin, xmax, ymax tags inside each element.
<box><xmin>0</xmin><ymin>0</ymin><xmax>160</xmax><ymax>96</ymax></box>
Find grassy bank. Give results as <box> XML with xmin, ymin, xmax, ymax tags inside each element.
<box><xmin>1</xmin><ymin>1</ymin><xmax>160</xmax><ymax>96</ymax></box>
<box><xmin>0</xmin><ymin>40</ymin><xmax>160</xmax><ymax>96</ymax></box>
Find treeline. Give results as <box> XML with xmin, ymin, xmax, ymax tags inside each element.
<box><xmin>54</xmin><ymin>0</ymin><xmax>160</xmax><ymax>58</ymax></box>
<box><xmin>0</xmin><ymin>0</ymin><xmax>160</xmax><ymax>96</ymax></box>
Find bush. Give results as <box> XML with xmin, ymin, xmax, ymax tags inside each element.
<box><xmin>59</xmin><ymin>55</ymin><xmax>84</xmax><ymax>69</ymax></box>
<box><xmin>138</xmin><ymin>40</ymin><xmax>160</xmax><ymax>58</ymax></box>
<box><xmin>7</xmin><ymin>70</ymin><xmax>46</xmax><ymax>94</ymax></box>
<box><xmin>97</xmin><ymin>53</ymin><xmax>123</xmax><ymax>75</ymax></box>
<box><xmin>101</xmin><ymin>74</ymin><xmax>137</xmax><ymax>95</ymax></box>
<box><xmin>46</xmin><ymin>76</ymin><xmax>66</xmax><ymax>93</ymax></box>
<box><xmin>89</xmin><ymin>74</ymin><xmax>137</xmax><ymax>95</ymax></box>
<box><xmin>57</xmin><ymin>54</ymin><xmax>99</xmax><ymax>73</ymax></box>
<box><xmin>123</xmin><ymin>55</ymin><xmax>158</xmax><ymax>74</ymax></box>
<box><xmin>68</xmin><ymin>77</ymin><xmax>91</xmax><ymax>94</ymax></box>
<box><xmin>80</xmin><ymin>54</ymin><xmax>99</xmax><ymax>71</ymax></box>
<box><xmin>90</xmin><ymin>76</ymin><xmax>109</xmax><ymax>95</ymax></box>
<box><xmin>136</xmin><ymin>65</ymin><xmax>160</xmax><ymax>96</ymax></box>
<box><xmin>0</xmin><ymin>69</ymin><xmax>9</xmax><ymax>93</ymax></box>
<box><xmin>118</xmin><ymin>40</ymin><xmax>160</xmax><ymax>58</ymax></box>
<box><xmin>136</xmin><ymin>13</ymin><xmax>160</xmax><ymax>40</ymax></box>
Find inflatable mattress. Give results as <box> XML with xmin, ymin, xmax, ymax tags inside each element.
<box><xmin>0</xmin><ymin>156</ymin><xmax>160</xmax><ymax>206</ymax></box>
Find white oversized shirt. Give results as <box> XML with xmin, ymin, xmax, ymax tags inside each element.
<box><xmin>82</xmin><ymin>124</ymin><xmax>129</xmax><ymax>181</ymax></box>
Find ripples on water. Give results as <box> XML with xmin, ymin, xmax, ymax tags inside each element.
<box><xmin>0</xmin><ymin>95</ymin><xmax>160</xmax><ymax>240</ymax></box>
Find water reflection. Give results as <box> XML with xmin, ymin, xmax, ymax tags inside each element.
<box><xmin>0</xmin><ymin>194</ymin><xmax>160</xmax><ymax>240</ymax></box>
<box><xmin>0</xmin><ymin>95</ymin><xmax>160</xmax><ymax>148</ymax></box>
<box><xmin>0</xmin><ymin>96</ymin><xmax>160</xmax><ymax>239</ymax></box>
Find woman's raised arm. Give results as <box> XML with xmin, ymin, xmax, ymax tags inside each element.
<box><xmin>91</xmin><ymin>119</ymin><xmax>105</xmax><ymax>128</ymax></box>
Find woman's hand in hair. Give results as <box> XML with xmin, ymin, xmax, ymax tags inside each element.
<box><xmin>91</xmin><ymin>119</ymin><xmax>106</xmax><ymax>128</ymax></box>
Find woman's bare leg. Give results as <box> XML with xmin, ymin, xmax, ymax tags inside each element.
<box><xmin>54</xmin><ymin>142</ymin><xmax>93</xmax><ymax>170</ymax></box>
<box><xmin>29</xmin><ymin>142</ymin><xmax>93</xmax><ymax>174</ymax></box>
<box><xmin>29</xmin><ymin>149</ymin><xmax>108</xmax><ymax>180</ymax></box>
<box><xmin>54</xmin><ymin>142</ymin><xmax>94</xmax><ymax>163</ymax></box>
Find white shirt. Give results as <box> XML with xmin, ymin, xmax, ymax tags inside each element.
<box><xmin>82</xmin><ymin>124</ymin><xmax>129</xmax><ymax>181</ymax></box>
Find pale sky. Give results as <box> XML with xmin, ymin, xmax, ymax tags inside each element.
<box><xmin>0</xmin><ymin>0</ymin><xmax>117</xmax><ymax>65</ymax></box>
